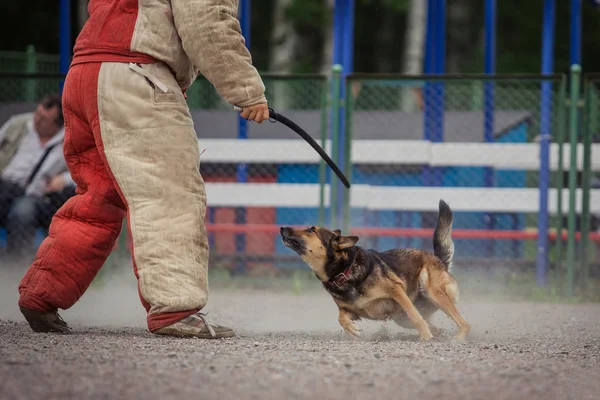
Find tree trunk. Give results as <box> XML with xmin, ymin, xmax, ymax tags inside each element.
<box><xmin>401</xmin><ymin>0</ymin><xmax>427</xmax><ymax>112</ymax></box>
<box><xmin>269</xmin><ymin>0</ymin><xmax>299</xmax><ymax>109</ymax></box>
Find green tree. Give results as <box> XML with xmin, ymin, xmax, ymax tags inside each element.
<box><xmin>3</xmin><ymin>1</ymin><xmax>600</xmax><ymax>75</ymax></box>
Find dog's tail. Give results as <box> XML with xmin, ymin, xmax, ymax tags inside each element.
<box><xmin>433</xmin><ymin>199</ymin><xmax>455</xmax><ymax>272</ymax></box>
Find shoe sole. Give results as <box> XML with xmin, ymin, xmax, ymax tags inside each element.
<box><xmin>153</xmin><ymin>327</ymin><xmax>235</xmax><ymax>339</ymax></box>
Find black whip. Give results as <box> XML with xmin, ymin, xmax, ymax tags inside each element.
<box><xmin>233</xmin><ymin>106</ymin><xmax>351</xmax><ymax>189</ymax></box>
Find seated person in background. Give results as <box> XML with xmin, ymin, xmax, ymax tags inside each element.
<box><xmin>0</xmin><ymin>94</ymin><xmax>76</xmax><ymax>260</ymax></box>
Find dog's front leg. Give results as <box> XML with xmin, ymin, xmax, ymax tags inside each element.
<box><xmin>338</xmin><ymin>308</ymin><xmax>361</xmax><ymax>338</ymax></box>
<box><xmin>389</xmin><ymin>287</ymin><xmax>433</xmax><ymax>341</ymax></box>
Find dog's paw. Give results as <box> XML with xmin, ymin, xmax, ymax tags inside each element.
<box><xmin>342</xmin><ymin>322</ymin><xmax>361</xmax><ymax>339</ymax></box>
<box><xmin>419</xmin><ymin>330</ymin><xmax>433</xmax><ymax>342</ymax></box>
<box><xmin>429</xmin><ymin>325</ymin><xmax>444</xmax><ymax>336</ymax></box>
<box><xmin>451</xmin><ymin>334</ymin><xmax>468</xmax><ymax>343</ymax></box>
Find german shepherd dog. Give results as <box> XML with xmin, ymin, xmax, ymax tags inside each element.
<box><xmin>280</xmin><ymin>199</ymin><xmax>471</xmax><ymax>342</ymax></box>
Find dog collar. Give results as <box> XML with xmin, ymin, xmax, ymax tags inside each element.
<box><xmin>325</xmin><ymin>265</ymin><xmax>353</xmax><ymax>288</ymax></box>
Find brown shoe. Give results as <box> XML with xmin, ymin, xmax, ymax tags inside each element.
<box><xmin>153</xmin><ymin>312</ymin><xmax>235</xmax><ymax>339</ymax></box>
<box><xmin>19</xmin><ymin>306</ymin><xmax>71</xmax><ymax>334</ymax></box>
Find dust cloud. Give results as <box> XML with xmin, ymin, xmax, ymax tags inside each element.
<box><xmin>0</xmin><ymin>258</ymin><xmax>146</xmax><ymax>328</ymax></box>
<box><xmin>0</xmin><ymin>255</ymin><xmax>565</xmax><ymax>344</ymax></box>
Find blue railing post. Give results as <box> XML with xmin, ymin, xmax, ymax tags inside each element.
<box><xmin>423</xmin><ymin>0</ymin><xmax>445</xmax><ymax>181</ymax></box>
<box><xmin>570</xmin><ymin>0</ymin><xmax>582</xmax><ymax>67</ymax></box>
<box><xmin>423</xmin><ymin>0</ymin><xmax>434</xmax><ymax>185</ymax></box>
<box><xmin>421</xmin><ymin>0</ymin><xmax>445</xmax><ymax>243</ymax></box>
<box><xmin>331</xmin><ymin>0</ymin><xmax>354</xmax><ymax>231</ymax></box>
<box><xmin>483</xmin><ymin>0</ymin><xmax>496</xmax><ymax>257</ymax></box>
<box><xmin>536</xmin><ymin>0</ymin><xmax>557</xmax><ymax>287</ymax></box>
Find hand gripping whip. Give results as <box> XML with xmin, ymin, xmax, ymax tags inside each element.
<box><xmin>233</xmin><ymin>106</ymin><xmax>351</xmax><ymax>188</ymax></box>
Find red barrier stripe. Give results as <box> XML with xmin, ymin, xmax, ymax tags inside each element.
<box><xmin>205</xmin><ymin>223</ymin><xmax>600</xmax><ymax>243</ymax></box>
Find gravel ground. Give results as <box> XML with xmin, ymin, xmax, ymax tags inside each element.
<box><xmin>1</xmin><ymin>267</ymin><xmax>600</xmax><ymax>400</ymax></box>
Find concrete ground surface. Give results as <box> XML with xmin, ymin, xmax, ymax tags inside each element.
<box><xmin>1</xmin><ymin>267</ymin><xmax>599</xmax><ymax>400</ymax></box>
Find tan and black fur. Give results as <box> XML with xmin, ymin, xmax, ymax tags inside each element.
<box><xmin>280</xmin><ymin>199</ymin><xmax>471</xmax><ymax>342</ymax></box>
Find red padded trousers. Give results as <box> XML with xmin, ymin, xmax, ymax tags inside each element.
<box><xmin>18</xmin><ymin>61</ymin><xmax>211</xmax><ymax>332</ymax></box>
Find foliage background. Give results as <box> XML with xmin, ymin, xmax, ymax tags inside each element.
<box><xmin>3</xmin><ymin>0</ymin><xmax>600</xmax><ymax>74</ymax></box>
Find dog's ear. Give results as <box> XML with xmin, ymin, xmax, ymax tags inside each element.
<box><xmin>332</xmin><ymin>235</ymin><xmax>359</xmax><ymax>250</ymax></box>
<box><xmin>333</xmin><ymin>229</ymin><xmax>341</xmax><ymax>236</ymax></box>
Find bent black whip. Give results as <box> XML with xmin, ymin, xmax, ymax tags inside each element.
<box><xmin>233</xmin><ymin>106</ymin><xmax>351</xmax><ymax>189</ymax></box>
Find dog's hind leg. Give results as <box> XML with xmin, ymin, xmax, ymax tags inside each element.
<box><xmin>422</xmin><ymin>271</ymin><xmax>471</xmax><ymax>342</ymax></box>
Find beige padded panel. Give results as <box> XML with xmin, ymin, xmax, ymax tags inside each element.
<box><xmin>97</xmin><ymin>61</ymin><xmax>209</xmax><ymax>316</ymax></box>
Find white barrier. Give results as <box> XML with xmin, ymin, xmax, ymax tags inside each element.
<box><xmin>204</xmin><ymin>182</ymin><xmax>600</xmax><ymax>214</ymax></box>
<box><xmin>197</xmin><ymin>139</ymin><xmax>599</xmax><ymax>214</ymax></box>
<box><xmin>197</xmin><ymin>139</ymin><xmax>600</xmax><ymax>171</ymax></box>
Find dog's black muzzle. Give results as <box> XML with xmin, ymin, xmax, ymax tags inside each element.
<box><xmin>280</xmin><ymin>227</ymin><xmax>303</xmax><ymax>253</ymax></box>
<box><xmin>280</xmin><ymin>227</ymin><xmax>293</xmax><ymax>238</ymax></box>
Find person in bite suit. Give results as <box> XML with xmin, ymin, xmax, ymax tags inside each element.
<box><xmin>17</xmin><ymin>0</ymin><xmax>270</xmax><ymax>339</ymax></box>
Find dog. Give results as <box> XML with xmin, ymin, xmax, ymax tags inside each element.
<box><xmin>280</xmin><ymin>199</ymin><xmax>471</xmax><ymax>342</ymax></box>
